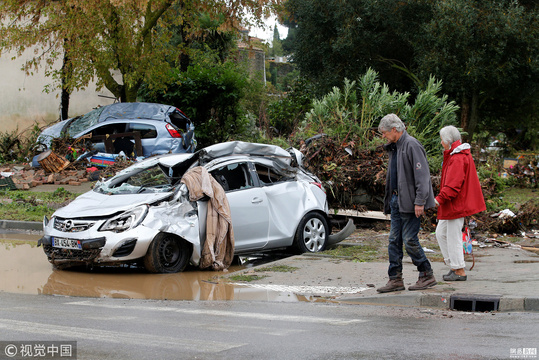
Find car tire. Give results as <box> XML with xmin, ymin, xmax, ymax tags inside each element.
<box><xmin>143</xmin><ymin>233</ymin><xmax>192</xmax><ymax>273</ymax></box>
<box><xmin>293</xmin><ymin>213</ymin><xmax>328</xmax><ymax>253</ymax></box>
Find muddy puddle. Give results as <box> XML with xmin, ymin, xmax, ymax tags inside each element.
<box><xmin>0</xmin><ymin>234</ymin><xmax>310</xmax><ymax>302</ymax></box>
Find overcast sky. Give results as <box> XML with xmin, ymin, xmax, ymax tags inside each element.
<box><xmin>249</xmin><ymin>16</ymin><xmax>288</xmax><ymax>43</ymax></box>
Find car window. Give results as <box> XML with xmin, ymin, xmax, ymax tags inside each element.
<box><xmin>254</xmin><ymin>163</ymin><xmax>292</xmax><ymax>185</ymax></box>
<box><xmin>66</xmin><ymin>106</ymin><xmax>106</xmax><ymax>136</ymax></box>
<box><xmin>210</xmin><ymin>163</ymin><xmax>253</xmax><ymax>192</ymax></box>
<box><xmin>127</xmin><ymin>123</ymin><xmax>158</xmax><ymax>139</ymax></box>
<box><xmin>91</xmin><ymin>123</ymin><xmax>127</xmax><ymax>137</ymax></box>
<box><xmin>169</xmin><ymin>111</ymin><xmax>191</xmax><ymax>131</ymax></box>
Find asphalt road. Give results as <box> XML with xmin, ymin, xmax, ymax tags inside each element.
<box><xmin>0</xmin><ymin>292</ymin><xmax>537</xmax><ymax>360</ymax></box>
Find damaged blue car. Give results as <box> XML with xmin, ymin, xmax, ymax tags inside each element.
<box><xmin>35</xmin><ymin>102</ymin><xmax>195</xmax><ymax>160</ymax></box>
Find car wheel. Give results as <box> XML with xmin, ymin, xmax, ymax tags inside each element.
<box><xmin>293</xmin><ymin>213</ymin><xmax>328</xmax><ymax>253</ymax></box>
<box><xmin>143</xmin><ymin>233</ymin><xmax>192</xmax><ymax>273</ymax></box>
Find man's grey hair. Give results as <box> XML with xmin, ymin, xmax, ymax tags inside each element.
<box><xmin>439</xmin><ymin>125</ymin><xmax>461</xmax><ymax>145</ymax></box>
<box><xmin>378</xmin><ymin>114</ymin><xmax>405</xmax><ymax>133</ymax></box>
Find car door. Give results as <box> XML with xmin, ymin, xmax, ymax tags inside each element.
<box><xmin>210</xmin><ymin>162</ymin><xmax>270</xmax><ymax>252</ymax></box>
<box><xmin>126</xmin><ymin>122</ymin><xmax>158</xmax><ymax>156</ymax></box>
<box><xmin>253</xmin><ymin>162</ymin><xmax>302</xmax><ymax>247</ymax></box>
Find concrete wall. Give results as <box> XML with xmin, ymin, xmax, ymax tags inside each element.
<box><xmin>0</xmin><ymin>48</ymin><xmax>116</xmax><ymax>134</ymax></box>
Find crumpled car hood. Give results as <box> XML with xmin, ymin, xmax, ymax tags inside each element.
<box><xmin>53</xmin><ymin>191</ymin><xmax>172</xmax><ymax>218</ymax></box>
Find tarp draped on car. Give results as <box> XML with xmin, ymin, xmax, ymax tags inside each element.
<box><xmin>181</xmin><ymin>166</ymin><xmax>235</xmax><ymax>270</ymax></box>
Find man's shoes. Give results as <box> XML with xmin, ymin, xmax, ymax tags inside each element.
<box><xmin>443</xmin><ymin>270</ymin><xmax>467</xmax><ymax>281</ymax></box>
<box><xmin>408</xmin><ymin>274</ymin><xmax>436</xmax><ymax>291</ymax></box>
<box><xmin>377</xmin><ymin>278</ymin><xmax>405</xmax><ymax>293</ymax></box>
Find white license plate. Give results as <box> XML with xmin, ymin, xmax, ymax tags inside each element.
<box><xmin>52</xmin><ymin>237</ymin><xmax>82</xmax><ymax>250</ymax></box>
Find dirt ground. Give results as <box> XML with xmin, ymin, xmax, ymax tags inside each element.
<box><xmin>330</xmin><ymin>218</ymin><xmax>539</xmax><ymax>264</ymax></box>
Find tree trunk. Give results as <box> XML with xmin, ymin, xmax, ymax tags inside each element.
<box><xmin>467</xmin><ymin>91</ymin><xmax>480</xmax><ymax>139</ymax></box>
<box><xmin>460</xmin><ymin>95</ymin><xmax>470</xmax><ymax>140</ymax></box>
<box><xmin>60</xmin><ymin>42</ymin><xmax>72</xmax><ymax>120</ymax></box>
<box><xmin>60</xmin><ymin>81</ymin><xmax>70</xmax><ymax>121</ymax></box>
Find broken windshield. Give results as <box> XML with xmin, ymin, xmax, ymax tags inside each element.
<box><xmin>66</xmin><ymin>106</ymin><xmax>106</xmax><ymax>136</ymax></box>
<box><xmin>94</xmin><ymin>165</ymin><xmax>174</xmax><ymax>194</ymax></box>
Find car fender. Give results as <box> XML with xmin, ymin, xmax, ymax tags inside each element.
<box><xmin>143</xmin><ymin>195</ymin><xmax>202</xmax><ymax>266</ymax></box>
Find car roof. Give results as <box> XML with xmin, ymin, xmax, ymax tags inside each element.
<box><xmin>198</xmin><ymin>141</ymin><xmax>292</xmax><ymax>164</ymax></box>
<box><xmin>97</xmin><ymin>102</ymin><xmax>189</xmax><ymax>122</ymax></box>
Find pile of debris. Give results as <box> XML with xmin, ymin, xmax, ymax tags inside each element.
<box><xmin>0</xmin><ymin>146</ymin><xmax>135</xmax><ymax>191</ymax></box>
<box><xmin>506</xmin><ymin>161</ymin><xmax>538</xmax><ymax>188</ymax></box>
<box><xmin>301</xmin><ymin>136</ymin><xmax>387</xmax><ymax>211</ymax></box>
<box><xmin>301</xmin><ymin>136</ymin><xmax>539</xmax><ymax>236</ymax></box>
<box><xmin>0</xmin><ymin>166</ymin><xmax>91</xmax><ymax>190</ymax></box>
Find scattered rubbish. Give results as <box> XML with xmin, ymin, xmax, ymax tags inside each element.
<box><xmin>89</xmin><ymin>152</ymin><xmax>118</xmax><ymax>167</ymax></box>
<box><xmin>491</xmin><ymin>209</ymin><xmax>516</xmax><ymax>218</ymax></box>
<box><xmin>37</xmin><ymin>149</ymin><xmax>70</xmax><ymax>173</ymax></box>
<box><xmin>422</xmin><ymin>247</ymin><xmax>435</xmax><ymax>253</ymax></box>
<box><xmin>0</xmin><ymin>177</ymin><xmax>17</xmax><ymax>191</ymax></box>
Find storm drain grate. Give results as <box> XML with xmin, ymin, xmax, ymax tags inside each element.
<box><xmin>450</xmin><ymin>294</ymin><xmax>500</xmax><ymax>312</ymax></box>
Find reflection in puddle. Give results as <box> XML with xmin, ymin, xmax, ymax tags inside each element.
<box><xmin>0</xmin><ymin>238</ymin><xmax>311</xmax><ymax>302</ymax></box>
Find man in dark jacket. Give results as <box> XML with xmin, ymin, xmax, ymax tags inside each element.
<box><xmin>377</xmin><ymin>114</ymin><xmax>437</xmax><ymax>293</ymax></box>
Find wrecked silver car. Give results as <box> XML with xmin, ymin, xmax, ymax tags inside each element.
<box><xmin>38</xmin><ymin>141</ymin><xmax>354</xmax><ymax>273</ymax></box>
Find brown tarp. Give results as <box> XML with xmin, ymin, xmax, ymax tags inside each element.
<box><xmin>181</xmin><ymin>166</ymin><xmax>235</xmax><ymax>270</ymax></box>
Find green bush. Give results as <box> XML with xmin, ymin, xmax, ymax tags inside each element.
<box><xmin>399</xmin><ymin>76</ymin><xmax>460</xmax><ymax>159</ymax></box>
<box><xmin>293</xmin><ymin>69</ymin><xmax>459</xmax><ymax>162</ymax></box>
<box><xmin>267</xmin><ymin>77</ymin><xmax>315</xmax><ymax>138</ymax></box>
<box><xmin>140</xmin><ymin>54</ymin><xmax>252</xmax><ymax>148</ymax></box>
<box><xmin>0</xmin><ymin>123</ymin><xmax>41</xmax><ymax>163</ymax></box>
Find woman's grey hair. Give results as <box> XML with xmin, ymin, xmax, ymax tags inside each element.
<box><xmin>378</xmin><ymin>114</ymin><xmax>405</xmax><ymax>132</ymax></box>
<box><xmin>439</xmin><ymin>125</ymin><xmax>462</xmax><ymax>145</ymax></box>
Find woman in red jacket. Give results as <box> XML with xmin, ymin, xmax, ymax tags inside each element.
<box><xmin>435</xmin><ymin>126</ymin><xmax>486</xmax><ymax>281</ymax></box>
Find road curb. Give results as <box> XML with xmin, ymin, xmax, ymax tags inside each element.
<box><xmin>0</xmin><ymin>220</ymin><xmax>43</xmax><ymax>232</ymax></box>
<box><xmin>336</xmin><ymin>292</ymin><xmax>539</xmax><ymax>312</ymax></box>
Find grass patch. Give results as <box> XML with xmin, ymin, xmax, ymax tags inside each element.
<box><xmin>322</xmin><ymin>244</ymin><xmax>383</xmax><ymax>262</ymax></box>
<box><xmin>501</xmin><ymin>187</ymin><xmax>538</xmax><ymax>209</ymax></box>
<box><xmin>0</xmin><ymin>188</ymin><xmax>78</xmax><ymax>221</ymax></box>
<box><xmin>0</xmin><ymin>202</ymin><xmax>56</xmax><ymax>222</ymax></box>
<box><xmin>0</xmin><ymin>239</ymin><xmax>37</xmax><ymax>248</ymax></box>
<box><xmin>228</xmin><ymin>274</ymin><xmax>267</xmax><ymax>282</ymax></box>
<box><xmin>254</xmin><ymin>265</ymin><xmax>298</xmax><ymax>273</ymax></box>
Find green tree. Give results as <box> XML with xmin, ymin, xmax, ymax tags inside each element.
<box><xmin>283</xmin><ymin>0</ymin><xmax>539</xmax><ymax>141</ymax></box>
<box><xmin>270</xmin><ymin>24</ymin><xmax>284</xmax><ymax>57</ymax></box>
<box><xmin>283</xmin><ymin>0</ymin><xmax>427</xmax><ymax>95</ymax></box>
<box><xmin>0</xmin><ymin>0</ymin><xmax>282</xmax><ymax>103</ymax></box>
<box><xmin>414</xmin><ymin>0</ymin><xmax>539</xmax><ymax>139</ymax></box>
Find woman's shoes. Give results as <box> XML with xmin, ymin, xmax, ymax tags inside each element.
<box><xmin>443</xmin><ymin>270</ymin><xmax>467</xmax><ymax>281</ymax></box>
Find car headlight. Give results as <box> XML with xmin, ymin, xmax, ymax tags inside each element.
<box><xmin>99</xmin><ymin>205</ymin><xmax>148</xmax><ymax>233</ymax></box>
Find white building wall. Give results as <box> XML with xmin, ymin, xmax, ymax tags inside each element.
<box><xmin>0</xmin><ymin>48</ymin><xmax>116</xmax><ymax>133</ymax></box>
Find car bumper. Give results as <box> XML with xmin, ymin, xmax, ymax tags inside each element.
<box><xmin>40</xmin><ymin>220</ymin><xmax>160</xmax><ymax>268</ymax></box>
<box><xmin>327</xmin><ymin>219</ymin><xmax>355</xmax><ymax>246</ymax></box>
